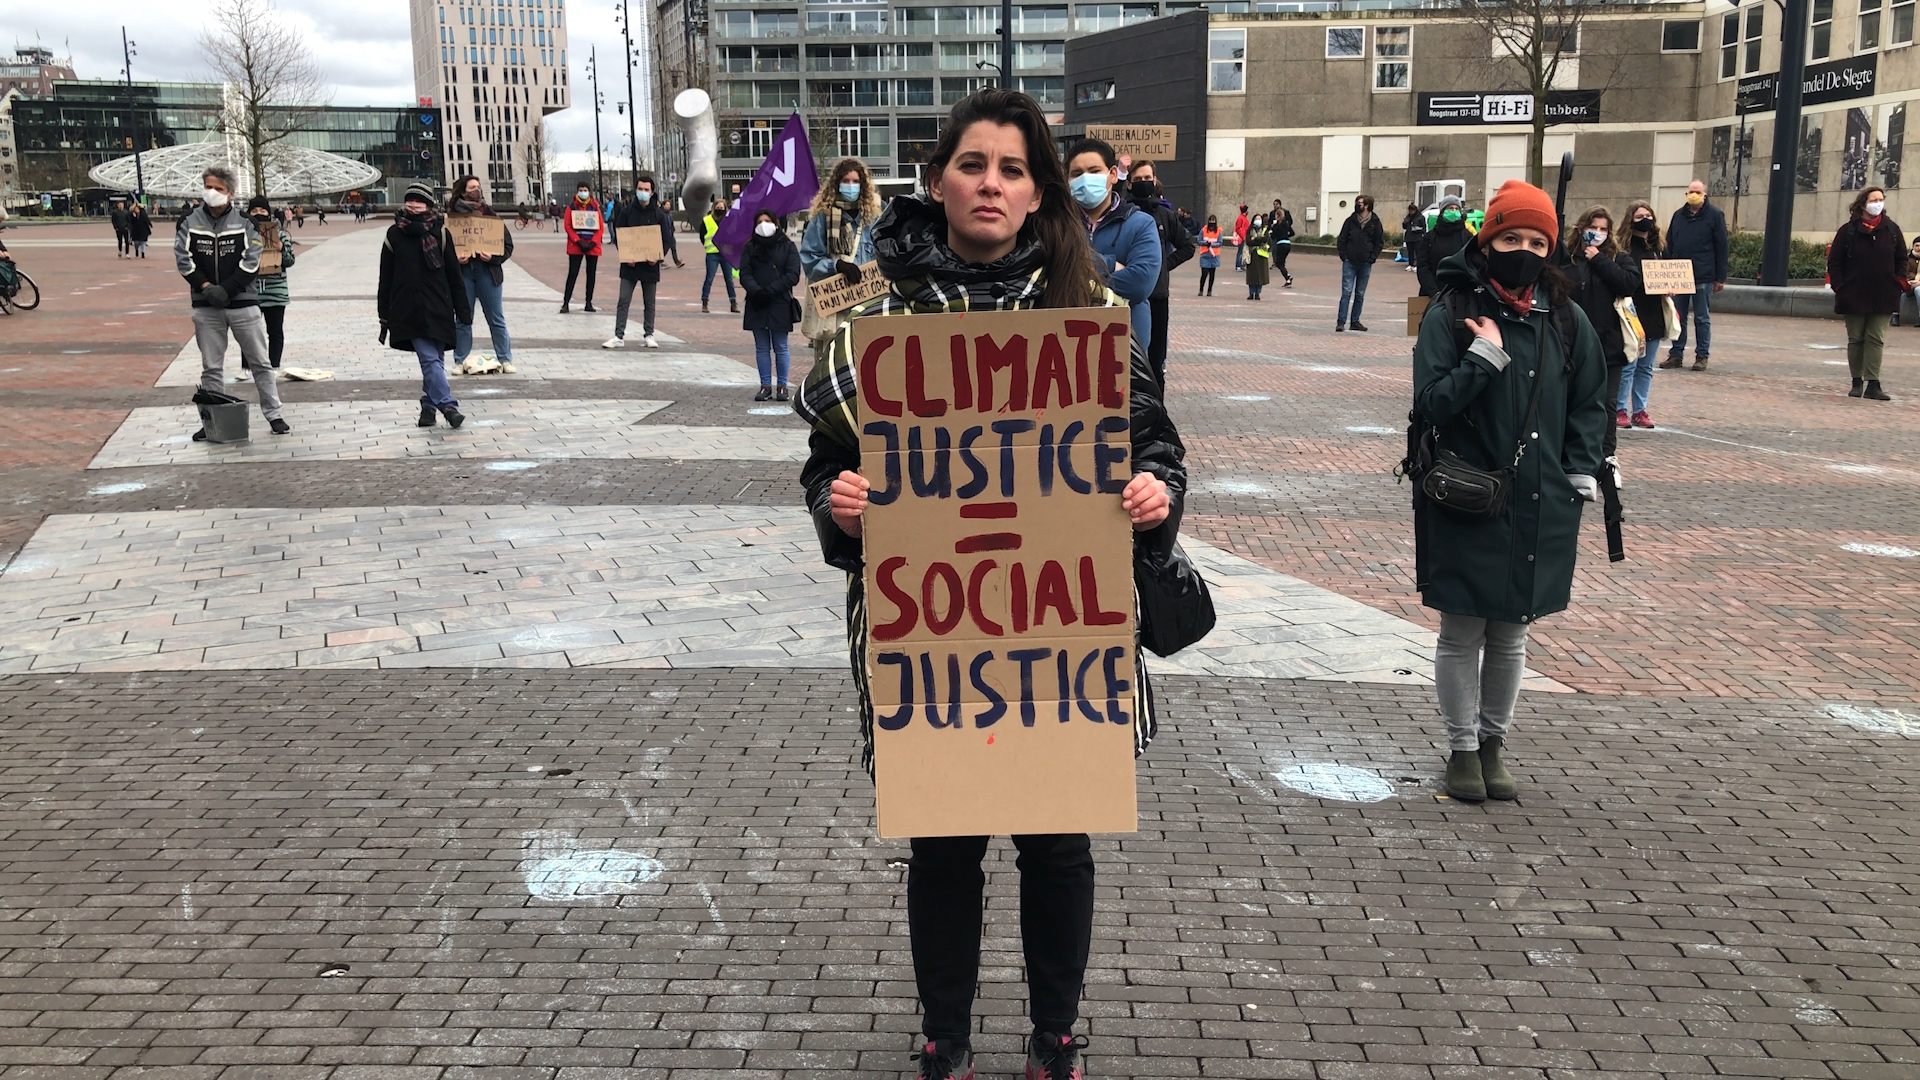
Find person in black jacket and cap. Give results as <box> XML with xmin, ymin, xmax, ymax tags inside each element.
<box><xmin>1417</xmin><ymin>195</ymin><xmax>1471</xmax><ymax>298</ymax></box>
<box><xmin>378</xmin><ymin>181</ymin><xmax>472</xmax><ymax>429</ymax></box>
<box><xmin>1125</xmin><ymin>160</ymin><xmax>1196</xmax><ymax>389</ymax></box>
<box><xmin>1335</xmin><ymin>194</ymin><xmax>1385</xmax><ymax>331</ymax></box>
<box><xmin>740</xmin><ymin>209</ymin><xmax>801</xmax><ymax>401</ymax></box>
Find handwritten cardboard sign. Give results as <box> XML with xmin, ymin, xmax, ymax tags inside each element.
<box><xmin>1086</xmin><ymin>124</ymin><xmax>1177</xmax><ymax>159</ymax></box>
<box><xmin>569</xmin><ymin>208</ymin><xmax>601</xmax><ymax>233</ymax></box>
<box><xmin>1639</xmin><ymin>259</ymin><xmax>1696</xmax><ymax>295</ymax></box>
<box><xmin>617</xmin><ymin>225</ymin><xmax>665</xmax><ymax>264</ymax></box>
<box><xmin>808</xmin><ymin>261</ymin><xmax>888</xmax><ymax>317</ymax></box>
<box><xmin>1406</xmin><ymin>295</ymin><xmax>1429</xmax><ymax>336</ymax></box>
<box><xmin>448</xmin><ymin>213</ymin><xmax>506</xmax><ymax>258</ymax></box>
<box><xmin>856</xmin><ymin>307</ymin><xmax>1139</xmax><ymax>839</ymax></box>
<box><xmin>256</xmin><ymin>239</ymin><xmax>283</xmax><ymax>276</ymax></box>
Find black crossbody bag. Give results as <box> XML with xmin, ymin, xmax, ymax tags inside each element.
<box><xmin>1417</xmin><ymin>343</ymin><xmax>1545</xmax><ymax>519</ymax></box>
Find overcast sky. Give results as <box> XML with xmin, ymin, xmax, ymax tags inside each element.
<box><xmin>1</xmin><ymin>0</ymin><xmax>643</xmax><ymax>175</ymax></box>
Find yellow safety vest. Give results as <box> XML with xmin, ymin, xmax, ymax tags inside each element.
<box><xmin>702</xmin><ymin>213</ymin><xmax>722</xmax><ymax>254</ymax></box>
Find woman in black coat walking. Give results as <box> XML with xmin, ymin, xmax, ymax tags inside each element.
<box><xmin>740</xmin><ymin>209</ymin><xmax>802</xmax><ymax>401</ymax></box>
<box><xmin>1828</xmin><ymin>186</ymin><xmax>1907</xmax><ymax>400</ymax></box>
<box><xmin>1560</xmin><ymin>205</ymin><xmax>1640</xmax><ymax>439</ymax></box>
<box><xmin>378</xmin><ymin>182</ymin><xmax>473</xmax><ymax>429</ymax></box>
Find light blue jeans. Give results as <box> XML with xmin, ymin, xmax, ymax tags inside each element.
<box><xmin>1337</xmin><ymin>259</ymin><xmax>1373</xmax><ymax>325</ymax></box>
<box><xmin>455</xmin><ymin>261</ymin><xmax>513</xmax><ymax>363</ymax></box>
<box><xmin>1669</xmin><ymin>282</ymin><xmax>1713</xmax><ymax>357</ymax></box>
<box><xmin>413</xmin><ymin>338</ymin><xmax>458</xmax><ymax>411</ymax></box>
<box><xmin>1619</xmin><ymin>334</ymin><xmax>1660</xmax><ymax>415</ymax></box>
<box><xmin>753</xmin><ymin>328</ymin><xmax>790</xmax><ymax>388</ymax></box>
<box><xmin>703</xmin><ymin>251</ymin><xmax>736</xmax><ymax>302</ymax></box>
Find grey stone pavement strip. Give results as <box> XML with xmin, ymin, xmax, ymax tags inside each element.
<box><xmin>87</xmin><ymin>401</ymin><xmax>814</xmax><ymax>469</ymax></box>
<box><xmin>0</xmin><ymin>669</ymin><xmax>1915</xmax><ymax>1078</ymax></box>
<box><xmin>160</xmin><ymin>343</ymin><xmax>760</xmax><ymax>387</ymax></box>
<box><xmin>0</xmin><ymin>504</ymin><xmax>1567</xmax><ymax>688</ymax></box>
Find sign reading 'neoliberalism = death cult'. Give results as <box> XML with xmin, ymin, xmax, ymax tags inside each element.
<box><xmin>1085</xmin><ymin>125</ymin><xmax>1178</xmax><ymax>158</ymax></box>
<box><xmin>857</xmin><ymin>307</ymin><xmax>1138</xmax><ymax>839</ymax></box>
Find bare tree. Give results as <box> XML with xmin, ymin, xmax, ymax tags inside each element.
<box><xmin>198</xmin><ymin>0</ymin><xmax>329</xmax><ymax>197</ymax></box>
<box><xmin>1457</xmin><ymin>0</ymin><xmax>1622</xmax><ymax>188</ymax></box>
<box><xmin>525</xmin><ymin>118</ymin><xmax>559</xmax><ymax>204</ymax></box>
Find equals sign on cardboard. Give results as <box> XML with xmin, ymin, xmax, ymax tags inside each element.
<box><xmin>956</xmin><ymin>501</ymin><xmax>1022</xmax><ymax>552</ymax></box>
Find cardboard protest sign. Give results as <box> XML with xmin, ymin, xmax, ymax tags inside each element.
<box><xmin>809</xmin><ymin>261</ymin><xmax>888</xmax><ymax>316</ymax></box>
<box><xmin>617</xmin><ymin>225</ymin><xmax>665</xmax><ymax>264</ymax></box>
<box><xmin>1639</xmin><ymin>259</ymin><xmax>1696</xmax><ymax>294</ymax></box>
<box><xmin>856</xmin><ymin>307</ymin><xmax>1139</xmax><ymax>839</ymax></box>
<box><xmin>448</xmin><ymin>213</ymin><xmax>506</xmax><ymax>258</ymax></box>
<box><xmin>256</xmin><ymin>242</ymin><xmax>283</xmax><ymax>276</ymax></box>
<box><xmin>1406</xmin><ymin>295</ymin><xmax>1430</xmax><ymax>336</ymax></box>
<box><xmin>1086</xmin><ymin>124</ymin><xmax>1177</xmax><ymax>159</ymax></box>
<box><xmin>569</xmin><ymin>208</ymin><xmax>601</xmax><ymax>233</ymax></box>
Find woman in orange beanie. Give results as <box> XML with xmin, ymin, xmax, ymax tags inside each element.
<box><xmin>1405</xmin><ymin>179</ymin><xmax>1611</xmax><ymax>804</ymax></box>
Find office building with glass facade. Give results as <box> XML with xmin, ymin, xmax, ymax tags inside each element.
<box><xmin>409</xmin><ymin>0</ymin><xmax>572</xmax><ymax>204</ymax></box>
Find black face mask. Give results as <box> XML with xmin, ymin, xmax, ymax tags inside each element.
<box><xmin>1485</xmin><ymin>246</ymin><xmax>1547</xmax><ymax>291</ymax></box>
<box><xmin>1631</xmin><ymin>218</ymin><xmax>1656</xmax><ymax>232</ymax></box>
<box><xmin>1129</xmin><ymin>179</ymin><xmax>1155</xmax><ymax>199</ymax></box>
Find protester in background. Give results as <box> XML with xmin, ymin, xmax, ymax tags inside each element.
<box><xmin>1126</xmin><ymin>160</ymin><xmax>1195</xmax><ymax>388</ymax></box>
<box><xmin>800</xmin><ymin>157</ymin><xmax>882</xmax><ymax>364</ymax></box>
<box><xmin>175</xmin><ymin>166</ymin><xmax>289</xmax><ymax>438</ymax></box>
<box><xmin>378</xmin><ymin>182</ymin><xmax>471</xmax><ymax>430</ymax></box>
<box><xmin>1401</xmin><ymin>202</ymin><xmax>1427</xmax><ymax>272</ymax></box>
<box><xmin>1244</xmin><ymin>213</ymin><xmax>1270</xmax><ymax>300</ymax></box>
<box><xmin>741</xmin><ymin>209</ymin><xmax>801</xmax><ymax>401</ymax></box>
<box><xmin>1828</xmin><ymin>186</ymin><xmax>1906</xmax><ymax>401</ymax></box>
<box><xmin>110</xmin><ymin>200</ymin><xmax>133</xmax><ymax>258</ymax></box>
<box><xmin>1619</xmin><ymin>200</ymin><xmax>1668</xmax><ymax>428</ymax></box>
<box><xmin>1335</xmin><ymin>195</ymin><xmax>1385</xmax><ymax>331</ymax></box>
<box><xmin>448</xmin><ymin>175</ymin><xmax>518</xmax><ymax>374</ymax></box>
<box><xmin>559</xmin><ymin>182</ymin><xmax>603</xmax><ymax>313</ymax></box>
<box><xmin>246</xmin><ymin>196</ymin><xmax>297</xmax><ymax>370</ymax></box>
<box><xmin>1412</xmin><ymin>179</ymin><xmax>1608</xmax><ymax>804</ymax></box>
<box><xmin>315</xmin><ymin>204</ymin><xmax>327</xmax><ymax>226</ymax></box>
<box><xmin>1197</xmin><ymin>214</ymin><xmax>1222</xmax><ymax>297</ymax></box>
<box><xmin>1269</xmin><ymin>198</ymin><xmax>1295</xmax><ymax>287</ymax></box>
<box><xmin>1176</xmin><ymin>206</ymin><xmax>1199</xmax><ymax>239</ymax></box>
<box><xmin>127</xmin><ymin>202</ymin><xmax>153</xmax><ymax>259</ymax></box>
<box><xmin>1662</xmin><ymin>179</ymin><xmax>1728</xmax><ymax>371</ymax></box>
<box><xmin>1418</xmin><ymin>195</ymin><xmax>1471</xmax><ymax>298</ymax></box>
<box><xmin>1560</xmin><ymin>206</ymin><xmax>1639</xmax><ymax>443</ymax></box>
<box><xmin>795</xmin><ymin>87</ymin><xmax>1185</xmax><ymax>1080</ymax></box>
<box><xmin>1067</xmin><ymin>136</ymin><xmax>1160</xmax><ymax>349</ymax></box>
<box><xmin>603</xmin><ymin>173</ymin><xmax>673</xmax><ymax>350</ymax></box>
<box><xmin>1233</xmin><ymin>203</ymin><xmax>1250</xmax><ymax>270</ymax></box>
<box><xmin>700</xmin><ymin>195</ymin><xmax>740</xmax><ymax>314</ymax></box>
<box><xmin>1902</xmin><ymin>237</ymin><xmax>1920</xmax><ymax>327</ymax></box>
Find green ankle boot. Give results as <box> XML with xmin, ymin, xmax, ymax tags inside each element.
<box><xmin>1445</xmin><ymin>750</ymin><xmax>1486</xmax><ymax>801</ymax></box>
<box><xmin>1478</xmin><ymin>736</ymin><xmax>1517</xmax><ymax>800</ymax></box>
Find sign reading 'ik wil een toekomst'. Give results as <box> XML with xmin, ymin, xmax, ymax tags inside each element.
<box><xmin>857</xmin><ymin>307</ymin><xmax>1138</xmax><ymax>839</ymax></box>
<box><xmin>808</xmin><ymin>261</ymin><xmax>888</xmax><ymax>316</ymax></box>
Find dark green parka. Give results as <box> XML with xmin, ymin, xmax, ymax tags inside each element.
<box><xmin>1413</xmin><ymin>247</ymin><xmax>1611</xmax><ymax>625</ymax></box>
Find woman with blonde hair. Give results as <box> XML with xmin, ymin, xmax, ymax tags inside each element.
<box><xmin>799</xmin><ymin>157</ymin><xmax>884</xmax><ymax>361</ymax></box>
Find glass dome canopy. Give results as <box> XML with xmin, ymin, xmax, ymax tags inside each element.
<box><xmin>89</xmin><ymin>140</ymin><xmax>382</xmax><ymax>200</ymax></box>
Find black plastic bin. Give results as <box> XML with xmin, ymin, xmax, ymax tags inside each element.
<box><xmin>192</xmin><ymin>389</ymin><xmax>250</xmax><ymax>443</ymax></box>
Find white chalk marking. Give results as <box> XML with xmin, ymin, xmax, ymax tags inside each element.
<box><xmin>1223</xmin><ymin>394</ymin><xmax>1271</xmax><ymax>402</ymax></box>
<box><xmin>697</xmin><ymin>882</ymin><xmax>731</xmax><ymax>933</ymax></box>
<box><xmin>88</xmin><ymin>481</ymin><xmax>149</xmax><ymax>495</ymax></box>
<box><xmin>1823</xmin><ymin>703</ymin><xmax>1920</xmax><ymax>736</ymax></box>
<box><xmin>1841</xmin><ymin>542</ymin><xmax>1917</xmax><ymax>558</ymax></box>
<box><xmin>179</xmin><ymin>883</ymin><xmax>195</xmax><ymax>921</ymax></box>
<box><xmin>748</xmin><ymin>406</ymin><xmax>788</xmax><ymax>415</ymax></box>
<box><xmin>521</xmin><ymin>831</ymin><xmax>663</xmax><ymax>902</ymax></box>
<box><xmin>1272</xmin><ymin>763</ymin><xmax>1398</xmax><ymax>803</ymax></box>
<box><xmin>1209</xmin><ymin>480</ymin><xmax>1269</xmax><ymax>495</ymax></box>
<box><xmin>485</xmin><ymin>461</ymin><xmax>540</xmax><ymax>471</ymax></box>
<box><xmin>1346</xmin><ymin>425</ymin><xmax>1397</xmax><ymax>435</ymax></box>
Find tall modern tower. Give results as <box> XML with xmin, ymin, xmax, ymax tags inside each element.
<box><xmin>409</xmin><ymin>0</ymin><xmax>572</xmax><ymax>204</ymax></box>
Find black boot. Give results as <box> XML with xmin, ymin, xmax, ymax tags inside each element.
<box><xmin>1866</xmin><ymin>380</ymin><xmax>1892</xmax><ymax>401</ymax></box>
<box><xmin>1478</xmin><ymin>736</ymin><xmax>1517</xmax><ymax>801</ymax></box>
<box><xmin>1445</xmin><ymin>750</ymin><xmax>1486</xmax><ymax>802</ymax></box>
<box><xmin>441</xmin><ymin>406</ymin><xmax>466</xmax><ymax>429</ymax></box>
<box><xmin>1851</xmin><ymin>377</ymin><xmax>1865</xmax><ymax>398</ymax></box>
<box><xmin>418</xmin><ymin>403</ymin><xmax>438</xmax><ymax>427</ymax></box>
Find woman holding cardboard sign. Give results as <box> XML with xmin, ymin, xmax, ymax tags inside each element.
<box><xmin>560</xmin><ymin>182</ymin><xmax>602</xmax><ymax>313</ymax></box>
<box><xmin>603</xmin><ymin>173</ymin><xmax>673</xmax><ymax>350</ymax></box>
<box><xmin>800</xmin><ymin>157</ymin><xmax>882</xmax><ymax>363</ymax></box>
<box><xmin>795</xmin><ymin>88</ymin><xmax>1188</xmax><ymax>1080</ymax></box>
<box><xmin>449</xmin><ymin>175</ymin><xmax>517</xmax><ymax>375</ymax></box>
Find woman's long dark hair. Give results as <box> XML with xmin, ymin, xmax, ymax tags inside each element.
<box><xmin>924</xmin><ymin>89</ymin><xmax>1100</xmax><ymax>308</ymax></box>
<box><xmin>1849</xmin><ymin>187</ymin><xmax>1887</xmax><ymax>221</ymax></box>
<box><xmin>1465</xmin><ymin>240</ymin><xmax>1573</xmax><ymax>307</ymax></box>
<box><xmin>450</xmin><ymin>175</ymin><xmax>492</xmax><ymax>213</ymax></box>
<box><xmin>1623</xmin><ymin>200</ymin><xmax>1662</xmax><ymax>253</ymax></box>
<box><xmin>1568</xmin><ymin>204</ymin><xmax>1618</xmax><ymax>258</ymax></box>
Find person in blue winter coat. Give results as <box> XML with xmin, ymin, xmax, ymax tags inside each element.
<box><xmin>1066</xmin><ymin>137</ymin><xmax>1160</xmax><ymax>348</ymax></box>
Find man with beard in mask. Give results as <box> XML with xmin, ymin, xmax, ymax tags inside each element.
<box><xmin>1126</xmin><ymin>160</ymin><xmax>1196</xmax><ymax>389</ymax></box>
<box><xmin>175</xmin><ymin>166</ymin><xmax>289</xmax><ymax>438</ymax></box>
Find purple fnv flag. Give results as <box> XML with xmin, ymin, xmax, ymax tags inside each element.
<box><xmin>714</xmin><ymin>112</ymin><xmax>819</xmax><ymax>266</ymax></box>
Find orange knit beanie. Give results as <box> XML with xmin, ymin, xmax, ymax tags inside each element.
<box><xmin>1478</xmin><ymin>180</ymin><xmax>1559</xmax><ymax>253</ymax></box>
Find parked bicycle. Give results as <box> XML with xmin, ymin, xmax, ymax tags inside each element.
<box><xmin>0</xmin><ymin>248</ymin><xmax>38</xmax><ymax>316</ymax></box>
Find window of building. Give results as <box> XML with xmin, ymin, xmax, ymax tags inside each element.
<box><xmin>1811</xmin><ymin>0</ymin><xmax>1833</xmax><ymax>57</ymax></box>
<box><xmin>1720</xmin><ymin>10</ymin><xmax>1739</xmax><ymax>79</ymax></box>
<box><xmin>940</xmin><ymin>76</ymin><xmax>995</xmax><ymax>104</ymax></box>
<box><xmin>806</xmin><ymin>8</ymin><xmax>888</xmax><ymax>34</ymax></box>
<box><xmin>1743</xmin><ymin>5</ymin><xmax>1763</xmax><ymax>73</ymax></box>
<box><xmin>758</xmin><ymin>46</ymin><xmax>798</xmax><ymax>71</ymax></box>
<box><xmin>808</xmin><ymin>79</ymin><xmax>893</xmax><ymax>107</ymax></box>
<box><xmin>755</xmin><ymin>10</ymin><xmax>799</xmax><ymax>37</ymax></box>
<box><xmin>1019</xmin><ymin>5</ymin><xmax>1069</xmax><ymax>31</ymax></box>
<box><xmin>1076</xmin><ymin>4</ymin><xmax>1121</xmax><ymax>32</ymax></box>
<box><xmin>898</xmin><ymin>78</ymin><xmax>936</xmax><ymax>105</ymax></box>
<box><xmin>1894</xmin><ymin>0</ymin><xmax>1916</xmax><ymax>44</ymax></box>
<box><xmin>756</xmin><ymin>79</ymin><xmax>799</xmax><ymax>107</ymax></box>
<box><xmin>1661</xmin><ymin>19</ymin><xmax>1701</xmax><ymax>52</ymax></box>
<box><xmin>1017</xmin><ymin>40</ymin><xmax>1065</xmax><ymax>68</ymax></box>
<box><xmin>1209</xmin><ymin>28</ymin><xmax>1245</xmax><ymax>93</ymax></box>
<box><xmin>1020</xmin><ymin>75</ymin><xmax>1065</xmax><ymax>104</ymax></box>
<box><xmin>899</xmin><ymin>42</ymin><xmax>936</xmax><ymax>69</ymax></box>
<box><xmin>898</xmin><ymin>7</ymin><xmax>935</xmax><ymax>33</ymax></box>
<box><xmin>899</xmin><ymin>116</ymin><xmax>941</xmax><ymax>163</ymax></box>
<box><xmin>940</xmin><ymin>41</ymin><xmax>996</xmax><ymax>69</ymax></box>
<box><xmin>1862</xmin><ymin>0</ymin><xmax>1883</xmax><ymax>49</ymax></box>
<box><xmin>1122</xmin><ymin>4</ymin><xmax>1157</xmax><ymax>24</ymax></box>
<box><xmin>1326</xmin><ymin>26</ymin><xmax>1364</xmax><ymax>58</ymax></box>
<box><xmin>1373</xmin><ymin>25</ymin><xmax>1409</xmax><ymax>91</ymax></box>
<box><xmin>1076</xmin><ymin>78</ymin><xmax>1116</xmax><ymax>106</ymax></box>
<box><xmin>720</xmin><ymin>46</ymin><xmax>754</xmax><ymax>73</ymax></box>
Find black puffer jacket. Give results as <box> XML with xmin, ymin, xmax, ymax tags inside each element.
<box><xmin>377</xmin><ymin>213</ymin><xmax>472</xmax><ymax>351</ymax></box>
<box><xmin>739</xmin><ymin>229</ymin><xmax>801</xmax><ymax>333</ymax></box>
<box><xmin>1336</xmin><ymin>211</ymin><xmax>1385</xmax><ymax>264</ymax></box>
<box><xmin>1418</xmin><ymin>216</ymin><xmax>1471</xmax><ymax>296</ymax></box>
<box><xmin>610</xmin><ymin>199</ymin><xmax>673</xmax><ymax>283</ymax></box>
<box><xmin>1561</xmin><ymin>243</ymin><xmax>1641</xmax><ymax>366</ymax></box>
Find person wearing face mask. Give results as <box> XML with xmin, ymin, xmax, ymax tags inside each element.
<box><xmin>1902</xmin><ymin>237</ymin><xmax>1920</xmax><ymax>327</ymax></box>
<box><xmin>796</xmin><ymin>89</ymin><xmax>1185</xmax><ymax>1080</ymax></box>
<box><xmin>246</xmin><ymin>196</ymin><xmax>297</xmax><ymax>370</ymax></box>
<box><xmin>128</xmin><ymin>202</ymin><xmax>153</xmax><ymax>259</ymax></box>
<box><xmin>1410</xmin><ymin>179</ymin><xmax>1609</xmax><ymax>804</ymax></box>
<box><xmin>701</xmin><ymin>196</ymin><xmax>740</xmax><ymax>314</ymax></box>
<box><xmin>1661</xmin><ymin>180</ymin><xmax>1728</xmax><ymax>371</ymax></box>
<box><xmin>1232</xmin><ymin>203</ymin><xmax>1250</xmax><ymax>271</ymax></box>
<box><xmin>1124</xmin><ymin>161</ymin><xmax>1194</xmax><ymax>388</ymax></box>
<box><xmin>448</xmin><ymin>175</ymin><xmax>518</xmax><ymax>374</ymax></box>
<box><xmin>1618</xmin><ymin>201</ymin><xmax>1669</xmax><ymax>428</ymax></box>
<box><xmin>1827</xmin><ymin>186</ymin><xmax>1906</xmax><ymax>401</ymax></box>
<box><xmin>1268</xmin><ymin>198</ymin><xmax>1295</xmax><ymax>287</ymax></box>
<box><xmin>1335</xmin><ymin>195</ymin><xmax>1385</xmax><ymax>331</ymax></box>
<box><xmin>174</xmin><ymin>166</ymin><xmax>289</xmax><ymax>438</ymax></box>
<box><xmin>1417</xmin><ymin>196</ymin><xmax>1472</xmax><ymax>298</ymax></box>
<box><xmin>603</xmin><ymin>173</ymin><xmax>673</xmax><ymax>349</ymax></box>
<box><xmin>1557</xmin><ymin>206</ymin><xmax>1640</xmax><ymax>441</ymax></box>
<box><xmin>740</xmin><ymin>210</ymin><xmax>801</xmax><ymax>401</ymax></box>
<box><xmin>560</xmin><ymin>183</ymin><xmax>603</xmax><ymax>314</ymax></box>
<box><xmin>1066</xmin><ymin>137</ymin><xmax>1161</xmax><ymax>352</ymax></box>
<box><xmin>1197</xmin><ymin>214</ymin><xmax>1222</xmax><ymax>296</ymax></box>
<box><xmin>799</xmin><ymin>158</ymin><xmax>883</xmax><ymax>364</ymax></box>
<box><xmin>378</xmin><ymin>182</ymin><xmax>473</xmax><ymax>430</ymax></box>
<box><xmin>1244</xmin><ymin>213</ymin><xmax>1270</xmax><ymax>299</ymax></box>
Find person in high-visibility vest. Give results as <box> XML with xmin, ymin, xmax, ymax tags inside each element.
<box><xmin>700</xmin><ymin>197</ymin><xmax>739</xmax><ymax>314</ymax></box>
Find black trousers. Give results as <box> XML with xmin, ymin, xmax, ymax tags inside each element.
<box><xmin>1272</xmin><ymin>244</ymin><xmax>1293</xmax><ymax>282</ymax></box>
<box><xmin>563</xmin><ymin>253</ymin><xmax>598</xmax><ymax>304</ymax></box>
<box><xmin>909</xmin><ymin>832</ymin><xmax>1094</xmax><ymax>1047</ymax></box>
<box><xmin>262</xmin><ymin>304</ymin><xmax>286</xmax><ymax>366</ymax></box>
<box><xmin>1198</xmin><ymin>266</ymin><xmax>1216</xmax><ymax>295</ymax></box>
<box><xmin>1148</xmin><ymin>294</ymin><xmax>1171</xmax><ymax>389</ymax></box>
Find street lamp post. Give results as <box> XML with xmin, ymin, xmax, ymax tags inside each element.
<box><xmin>616</xmin><ymin>0</ymin><xmax>642</xmax><ymax>186</ymax></box>
<box><xmin>120</xmin><ymin>26</ymin><xmax>145</xmax><ymax>202</ymax></box>
<box><xmin>999</xmin><ymin>0</ymin><xmax>1014</xmax><ymax>91</ymax></box>
<box><xmin>589</xmin><ymin>47</ymin><xmax>606</xmax><ymax>198</ymax></box>
<box><xmin>1761</xmin><ymin>0</ymin><xmax>1812</xmax><ymax>286</ymax></box>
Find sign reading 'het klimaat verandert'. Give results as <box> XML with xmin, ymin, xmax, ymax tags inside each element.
<box><xmin>1417</xmin><ymin>90</ymin><xmax>1602</xmax><ymax>126</ymax></box>
<box><xmin>856</xmin><ymin>307</ymin><xmax>1139</xmax><ymax>840</ymax></box>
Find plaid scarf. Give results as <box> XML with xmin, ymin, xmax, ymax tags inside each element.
<box><xmin>394</xmin><ymin>208</ymin><xmax>444</xmax><ymax>270</ymax></box>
